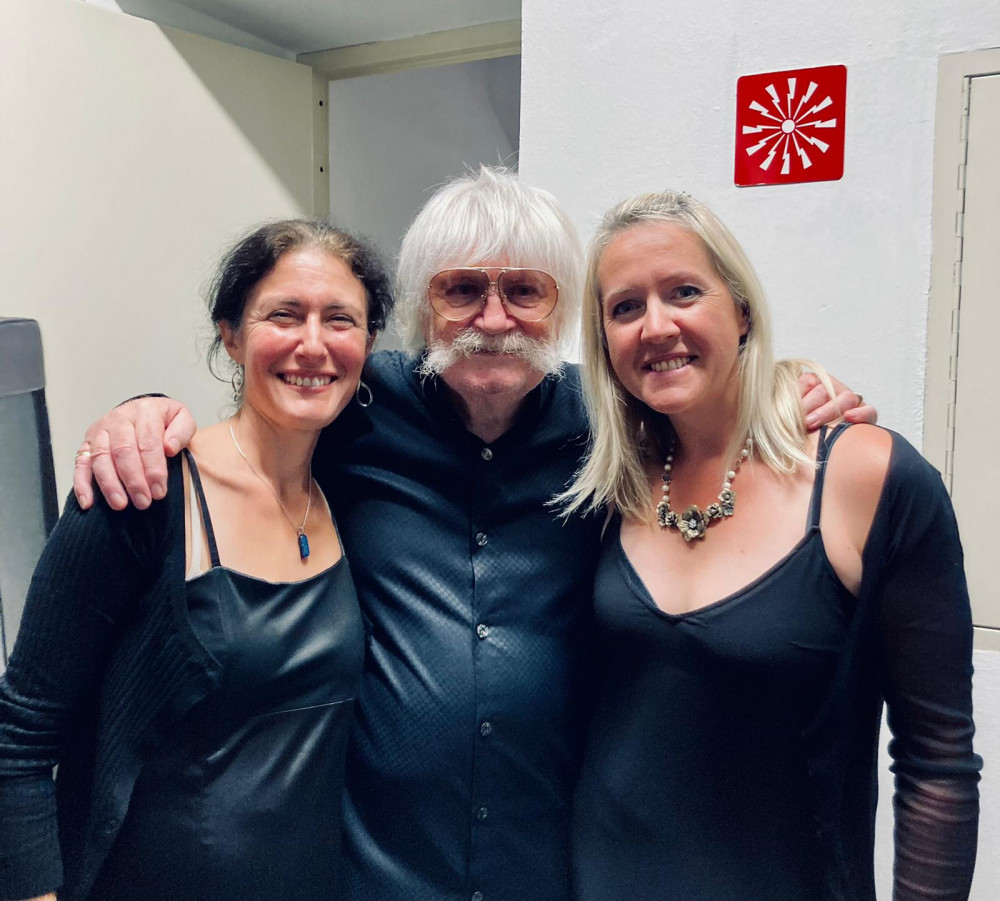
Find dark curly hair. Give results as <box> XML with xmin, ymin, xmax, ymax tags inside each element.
<box><xmin>207</xmin><ymin>219</ymin><xmax>394</xmax><ymax>383</ymax></box>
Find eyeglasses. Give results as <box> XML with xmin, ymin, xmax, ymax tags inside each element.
<box><xmin>428</xmin><ymin>268</ymin><xmax>559</xmax><ymax>323</ymax></box>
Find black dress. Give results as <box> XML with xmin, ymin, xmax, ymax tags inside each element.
<box><xmin>572</xmin><ymin>427</ymin><xmax>980</xmax><ymax>901</ymax></box>
<box><xmin>90</xmin><ymin>454</ymin><xmax>364</xmax><ymax>901</ymax></box>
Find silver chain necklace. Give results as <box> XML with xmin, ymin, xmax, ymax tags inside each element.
<box><xmin>228</xmin><ymin>417</ymin><xmax>313</xmax><ymax>559</ymax></box>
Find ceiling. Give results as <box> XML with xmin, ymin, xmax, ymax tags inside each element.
<box><xmin>150</xmin><ymin>0</ymin><xmax>521</xmax><ymax>55</ymax></box>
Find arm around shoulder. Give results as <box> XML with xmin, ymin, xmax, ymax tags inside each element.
<box><xmin>74</xmin><ymin>395</ymin><xmax>196</xmax><ymax>511</ymax></box>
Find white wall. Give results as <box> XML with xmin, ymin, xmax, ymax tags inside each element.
<box><xmin>518</xmin><ymin>0</ymin><xmax>999</xmax><ymax>896</ymax></box>
<box><xmin>328</xmin><ymin>55</ymin><xmax>521</xmax><ymax>346</ymax></box>
<box><xmin>1</xmin><ymin>0</ymin><xmax>318</xmax><ymax>500</ymax></box>
<box><xmin>521</xmin><ymin>0</ymin><xmax>1000</xmax><ymax>442</ymax></box>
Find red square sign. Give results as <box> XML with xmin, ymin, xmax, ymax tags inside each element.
<box><xmin>734</xmin><ymin>64</ymin><xmax>847</xmax><ymax>187</ymax></box>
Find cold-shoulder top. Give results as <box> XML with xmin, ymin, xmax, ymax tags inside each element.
<box><xmin>572</xmin><ymin>426</ymin><xmax>980</xmax><ymax>901</ymax></box>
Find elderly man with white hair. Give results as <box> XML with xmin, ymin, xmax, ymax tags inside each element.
<box><xmin>328</xmin><ymin>168</ymin><xmax>601</xmax><ymax>901</ymax></box>
<box><xmin>73</xmin><ymin>167</ymin><xmax>871</xmax><ymax>901</ymax></box>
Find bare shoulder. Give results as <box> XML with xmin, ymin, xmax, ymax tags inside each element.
<box><xmin>825</xmin><ymin>424</ymin><xmax>893</xmax><ymax>494</ymax></box>
<box><xmin>821</xmin><ymin>425</ymin><xmax>894</xmax><ymax>555</ymax></box>
<box><xmin>187</xmin><ymin>422</ymin><xmax>236</xmax><ymax>483</ymax></box>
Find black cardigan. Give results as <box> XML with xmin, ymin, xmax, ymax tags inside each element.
<box><xmin>0</xmin><ymin>455</ymin><xmax>220</xmax><ymax>900</ymax></box>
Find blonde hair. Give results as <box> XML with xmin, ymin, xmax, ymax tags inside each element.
<box><xmin>558</xmin><ymin>190</ymin><xmax>828</xmax><ymax>520</ymax></box>
<box><xmin>394</xmin><ymin>166</ymin><xmax>583</xmax><ymax>354</ymax></box>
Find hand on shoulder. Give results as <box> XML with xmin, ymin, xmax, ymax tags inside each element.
<box><xmin>73</xmin><ymin>396</ymin><xmax>197</xmax><ymax>511</ymax></box>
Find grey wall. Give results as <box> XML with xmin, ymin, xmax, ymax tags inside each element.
<box><xmin>328</xmin><ymin>55</ymin><xmax>521</xmax><ymax>347</ymax></box>
<box><xmin>3</xmin><ymin>0</ymin><xmax>317</xmax><ymax>499</ymax></box>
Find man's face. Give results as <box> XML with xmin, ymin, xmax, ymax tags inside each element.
<box><xmin>423</xmin><ymin>259</ymin><xmax>560</xmax><ymax>408</ymax></box>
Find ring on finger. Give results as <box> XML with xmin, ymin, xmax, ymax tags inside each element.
<box><xmin>856</xmin><ymin>393</ymin><xmax>864</xmax><ymax>406</ymax></box>
<box><xmin>75</xmin><ymin>449</ymin><xmax>92</xmax><ymax>460</ymax></box>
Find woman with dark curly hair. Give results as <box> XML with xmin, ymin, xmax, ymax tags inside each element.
<box><xmin>0</xmin><ymin>220</ymin><xmax>394</xmax><ymax>901</ymax></box>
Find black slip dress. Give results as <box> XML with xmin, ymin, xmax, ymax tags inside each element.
<box><xmin>573</xmin><ymin>428</ymin><xmax>857</xmax><ymax>901</ymax></box>
<box><xmin>91</xmin><ymin>453</ymin><xmax>364</xmax><ymax>901</ymax></box>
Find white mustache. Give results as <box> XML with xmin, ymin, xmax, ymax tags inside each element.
<box><xmin>417</xmin><ymin>329</ymin><xmax>563</xmax><ymax>379</ymax></box>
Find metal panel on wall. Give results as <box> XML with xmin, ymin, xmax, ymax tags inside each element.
<box><xmin>0</xmin><ymin>318</ymin><xmax>57</xmax><ymax>669</ymax></box>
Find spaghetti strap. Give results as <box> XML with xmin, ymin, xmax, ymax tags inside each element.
<box><xmin>806</xmin><ymin>423</ymin><xmax>852</xmax><ymax>529</ymax></box>
<box><xmin>183</xmin><ymin>449</ymin><xmax>222</xmax><ymax>568</ymax></box>
<box><xmin>186</xmin><ymin>464</ymin><xmax>205</xmax><ymax>579</ymax></box>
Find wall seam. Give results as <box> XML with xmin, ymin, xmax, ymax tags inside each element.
<box><xmin>944</xmin><ymin>76</ymin><xmax>972</xmax><ymax>492</ymax></box>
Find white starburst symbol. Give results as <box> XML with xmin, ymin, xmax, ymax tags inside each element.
<box><xmin>742</xmin><ymin>77</ymin><xmax>838</xmax><ymax>175</ymax></box>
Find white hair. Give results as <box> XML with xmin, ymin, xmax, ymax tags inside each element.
<box><xmin>394</xmin><ymin>166</ymin><xmax>583</xmax><ymax>355</ymax></box>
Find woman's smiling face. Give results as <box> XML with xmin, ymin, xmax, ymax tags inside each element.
<box><xmin>222</xmin><ymin>246</ymin><xmax>372</xmax><ymax>433</ymax></box>
<box><xmin>598</xmin><ymin>221</ymin><xmax>748</xmax><ymax>419</ymax></box>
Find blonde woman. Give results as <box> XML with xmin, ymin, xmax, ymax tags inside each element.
<box><xmin>560</xmin><ymin>192</ymin><xmax>980</xmax><ymax>901</ymax></box>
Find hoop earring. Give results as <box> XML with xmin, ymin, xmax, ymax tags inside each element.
<box><xmin>231</xmin><ymin>365</ymin><xmax>244</xmax><ymax>404</ymax></box>
<box><xmin>356</xmin><ymin>380</ymin><xmax>373</xmax><ymax>408</ymax></box>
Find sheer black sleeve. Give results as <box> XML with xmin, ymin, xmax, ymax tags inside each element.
<box><xmin>866</xmin><ymin>436</ymin><xmax>982</xmax><ymax>900</ymax></box>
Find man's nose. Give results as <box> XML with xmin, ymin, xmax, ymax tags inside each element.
<box><xmin>476</xmin><ymin>287</ymin><xmax>515</xmax><ymax>332</ymax></box>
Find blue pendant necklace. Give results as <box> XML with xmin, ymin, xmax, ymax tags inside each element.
<box><xmin>229</xmin><ymin>417</ymin><xmax>313</xmax><ymax>559</ymax></box>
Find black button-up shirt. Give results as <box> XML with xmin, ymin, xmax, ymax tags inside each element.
<box><xmin>315</xmin><ymin>352</ymin><xmax>602</xmax><ymax>901</ymax></box>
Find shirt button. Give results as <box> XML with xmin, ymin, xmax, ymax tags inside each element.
<box><xmin>480</xmin><ymin>447</ymin><xmax>493</xmax><ymax>461</ymax></box>
<box><xmin>476</xmin><ymin>623</ymin><xmax>489</xmax><ymax>639</ymax></box>
<box><xmin>475</xmin><ymin>532</ymin><xmax>488</xmax><ymax>547</ymax></box>
<box><xmin>476</xmin><ymin>806</ymin><xmax>488</xmax><ymax>820</ymax></box>
<box><xmin>472</xmin><ymin>893</ymin><xmax>484</xmax><ymax>901</ymax></box>
<box><xmin>480</xmin><ymin>720</ymin><xmax>493</xmax><ymax>736</ymax></box>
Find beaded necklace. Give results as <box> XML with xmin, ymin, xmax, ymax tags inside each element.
<box><xmin>655</xmin><ymin>435</ymin><xmax>752</xmax><ymax>542</ymax></box>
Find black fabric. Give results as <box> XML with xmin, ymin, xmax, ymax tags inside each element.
<box><xmin>185</xmin><ymin>450</ymin><xmax>222</xmax><ymax>566</ymax></box>
<box><xmin>572</xmin><ymin>426</ymin><xmax>981</xmax><ymax>901</ymax></box>
<box><xmin>0</xmin><ymin>455</ymin><xmax>216</xmax><ymax>901</ymax></box>
<box><xmin>315</xmin><ymin>351</ymin><xmax>603</xmax><ymax>901</ymax></box>
<box><xmin>90</xmin><ymin>456</ymin><xmax>363</xmax><ymax>901</ymax></box>
<box><xmin>0</xmin><ymin>451</ymin><xmax>365</xmax><ymax>901</ymax></box>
